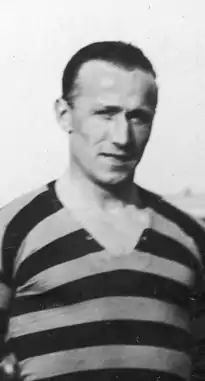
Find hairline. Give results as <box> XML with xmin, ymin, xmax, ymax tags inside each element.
<box><xmin>66</xmin><ymin>58</ymin><xmax>158</xmax><ymax>107</ymax></box>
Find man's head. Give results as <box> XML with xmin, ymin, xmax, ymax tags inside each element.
<box><xmin>56</xmin><ymin>41</ymin><xmax>158</xmax><ymax>187</ymax></box>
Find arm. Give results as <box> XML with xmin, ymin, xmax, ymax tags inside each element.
<box><xmin>0</xmin><ymin>279</ymin><xmax>12</xmax><ymax>360</ymax></box>
<box><xmin>0</xmin><ymin>206</ymin><xmax>13</xmax><ymax>362</ymax></box>
<box><xmin>191</xmin><ymin>219</ymin><xmax>205</xmax><ymax>380</ymax></box>
<box><xmin>0</xmin><ymin>205</ymin><xmax>19</xmax><ymax>379</ymax></box>
<box><xmin>191</xmin><ymin>275</ymin><xmax>205</xmax><ymax>381</ymax></box>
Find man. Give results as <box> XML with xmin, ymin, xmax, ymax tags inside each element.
<box><xmin>0</xmin><ymin>41</ymin><xmax>204</xmax><ymax>381</ymax></box>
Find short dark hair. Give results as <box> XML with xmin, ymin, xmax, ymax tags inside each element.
<box><xmin>62</xmin><ymin>40</ymin><xmax>157</xmax><ymax>105</ymax></box>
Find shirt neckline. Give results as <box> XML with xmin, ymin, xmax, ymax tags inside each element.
<box><xmin>47</xmin><ymin>175</ymin><xmax>154</xmax><ymax>255</ymax></box>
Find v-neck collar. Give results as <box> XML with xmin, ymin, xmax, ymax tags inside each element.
<box><xmin>48</xmin><ymin>174</ymin><xmax>154</xmax><ymax>255</ymax></box>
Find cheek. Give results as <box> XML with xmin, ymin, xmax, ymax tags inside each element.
<box><xmin>77</xmin><ymin>118</ymin><xmax>107</xmax><ymax>146</ymax></box>
<box><xmin>132</xmin><ymin>127</ymin><xmax>151</xmax><ymax>148</ymax></box>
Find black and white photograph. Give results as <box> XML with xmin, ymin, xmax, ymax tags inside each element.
<box><xmin>0</xmin><ymin>1</ymin><xmax>205</xmax><ymax>380</ymax></box>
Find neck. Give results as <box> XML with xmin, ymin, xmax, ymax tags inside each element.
<box><xmin>66</xmin><ymin>161</ymin><xmax>142</xmax><ymax>212</ymax></box>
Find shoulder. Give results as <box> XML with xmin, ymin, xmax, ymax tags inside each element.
<box><xmin>139</xmin><ymin>185</ymin><xmax>205</xmax><ymax>253</ymax></box>
<box><xmin>0</xmin><ymin>181</ymin><xmax>62</xmax><ymax>263</ymax></box>
<box><xmin>0</xmin><ymin>183</ymin><xmax>50</xmax><ymax>235</ymax></box>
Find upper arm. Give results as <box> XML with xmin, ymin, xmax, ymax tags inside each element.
<box><xmin>0</xmin><ymin>206</ymin><xmax>15</xmax><ymax>358</ymax></box>
<box><xmin>190</xmin><ymin>219</ymin><xmax>205</xmax><ymax>379</ymax></box>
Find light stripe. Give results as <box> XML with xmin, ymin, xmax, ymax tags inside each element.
<box><xmin>0</xmin><ymin>282</ymin><xmax>12</xmax><ymax>309</ymax></box>
<box><xmin>14</xmin><ymin>190</ymin><xmax>203</xmax><ymax>274</ymax></box>
<box><xmin>17</xmin><ymin>249</ymin><xmax>194</xmax><ymax>296</ymax></box>
<box><xmin>14</xmin><ymin>208</ymin><xmax>80</xmax><ymax>273</ymax></box>
<box><xmin>151</xmin><ymin>211</ymin><xmax>202</xmax><ymax>267</ymax></box>
<box><xmin>0</xmin><ymin>185</ymin><xmax>47</xmax><ymax>269</ymax></box>
<box><xmin>8</xmin><ymin>296</ymin><xmax>190</xmax><ymax>338</ymax></box>
<box><xmin>20</xmin><ymin>346</ymin><xmax>191</xmax><ymax>381</ymax></box>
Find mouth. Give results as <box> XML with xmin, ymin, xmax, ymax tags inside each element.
<box><xmin>100</xmin><ymin>153</ymin><xmax>134</xmax><ymax>162</ymax></box>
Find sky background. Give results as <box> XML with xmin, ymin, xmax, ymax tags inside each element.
<box><xmin>0</xmin><ymin>0</ymin><xmax>205</xmax><ymax>207</ymax></box>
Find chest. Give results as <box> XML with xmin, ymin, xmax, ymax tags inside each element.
<box><xmin>14</xmin><ymin>231</ymin><xmax>197</xmax><ymax>308</ymax></box>
<box><xmin>13</xmin><ymin>208</ymin><xmax>200</xmax><ymax>303</ymax></box>
<box><xmin>72</xmin><ymin>206</ymin><xmax>150</xmax><ymax>255</ymax></box>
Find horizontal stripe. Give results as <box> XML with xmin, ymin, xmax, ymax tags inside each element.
<box><xmin>15</xmin><ymin>229</ymin><xmax>102</xmax><ymax>287</ymax></box>
<box><xmin>35</xmin><ymin>369</ymin><xmax>184</xmax><ymax>381</ymax></box>
<box><xmin>0</xmin><ymin>186</ymin><xmax>47</xmax><ymax>270</ymax></box>
<box><xmin>15</xmin><ymin>227</ymin><xmax>199</xmax><ymax>290</ymax></box>
<box><xmin>12</xmin><ymin>272</ymin><xmax>190</xmax><ymax>316</ymax></box>
<box><xmin>19</xmin><ymin>346</ymin><xmax>191</xmax><ymax>380</ymax></box>
<box><xmin>17</xmin><ymin>250</ymin><xmax>194</xmax><ymax>297</ymax></box>
<box><xmin>8</xmin><ymin>297</ymin><xmax>190</xmax><ymax>338</ymax></box>
<box><xmin>11</xmin><ymin>320</ymin><xmax>193</xmax><ymax>360</ymax></box>
<box><xmin>151</xmin><ymin>211</ymin><xmax>202</xmax><ymax>267</ymax></box>
<box><xmin>2</xmin><ymin>185</ymin><xmax>62</xmax><ymax>280</ymax></box>
<box><xmin>150</xmin><ymin>196</ymin><xmax>205</xmax><ymax>256</ymax></box>
<box><xmin>14</xmin><ymin>208</ymin><xmax>81</xmax><ymax>274</ymax></box>
<box><xmin>137</xmin><ymin>229</ymin><xmax>198</xmax><ymax>271</ymax></box>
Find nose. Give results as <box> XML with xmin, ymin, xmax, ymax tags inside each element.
<box><xmin>110</xmin><ymin>113</ymin><xmax>130</xmax><ymax>146</ymax></box>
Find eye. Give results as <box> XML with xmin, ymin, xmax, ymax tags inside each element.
<box><xmin>102</xmin><ymin>111</ymin><xmax>116</xmax><ymax>120</ymax></box>
<box><xmin>129</xmin><ymin>111</ymin><xmax>152</xmax><ymax>125</ymax></box>
<box><xmin>94</xmin><ymin>109</ymin><xmax>117</xmax><ymax>121</ymax></box>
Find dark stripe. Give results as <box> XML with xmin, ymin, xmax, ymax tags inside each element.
<box><xmin>12</xmin><ymin>271</ymin><xmax>190</xmax><ymax>316</ymax></box>
<box><xmin>191</xmin><ymin>291</ymin><xmax>205</xmax><ymax>319</ymax></box>
<box><xmin>137</xmin><ymin>229</ymin><xmax>199</xmax><ymax>271</ymax></box>
<box><xmin>35</xmin><ymin>369</ymin><xmax>186</xmax><ymax>381</ymax></box>
<box><xmin>2</xmin><ymin>185</ymin><xmax>62</xmax><ymax>284</ymax></box>
<box><xmin>15</xmin><ymin>221</ymin><xmax>199</xmax><ymax>290</ymax></box>
<box><xmin>52</xmin><ymin>180</ymin><xmax>205</xmax><ymax>257</ymax></box>
<box><xmin>15</xmin><ymin>229</ymin><xmax>102</xmax><ymax>287</ymax></box>
<box><xmin>47</xmin><ymin>180</ymin><xmax>62</xmax><ymax>207</ymax></box>
<box><xmin>0</xmin><ymin>309</ymin><xmax>9</xmax><ymax>334</ymax></box>
<box><xmin>0</xmin><ymin>270</ymin><xmax>10</xmax><ymax>287</ymax></box>
<box><xmin>11</xmin><ymin>320</ymin><xmax>193</xmax><ymax>361</ymax></box>
<box><xmin>191</xmin><ymin>315</ymin><xmax>205</xmax><ymax>339</ymax></box>
<box><xmin>145</xmin><ymin>191</ymin><xmax>205</xmax><ymax>256</ymax></box>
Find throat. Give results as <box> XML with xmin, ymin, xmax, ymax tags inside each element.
<box><xmin>68</xmin><ymin>158</ymin><xmax>143</xmax><ymax>212</ymax></box>
<box><xmin>56</xmin><ymin>171</ymin><xmax>150</xmax><ymax>255</ymax></box>
<box><xmin>74</xmin><ymin>202</ymin><xmax>150</xmax><ymax>256</ymax></box>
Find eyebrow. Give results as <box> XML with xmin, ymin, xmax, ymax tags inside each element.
<box><xmin>93</xmin><ymin>105</ymin><xmax>154</xmax><ymax>118</ymax></box>
<box><xmin>93</xmin><ymin>106</ymin><xmax>123</xmax><ymax>115</ymax></box>
<box><xmin>126</xmin><ymin>108</ymin><xmax>154</xmax><ymax>120</ymax></box>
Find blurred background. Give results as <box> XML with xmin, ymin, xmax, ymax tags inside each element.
<box><xmin>0</xmin><ymin>0</ymin><xmax>205</xmax><ymax>220</ymax></box>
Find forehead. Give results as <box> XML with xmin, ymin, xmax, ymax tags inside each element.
<box><xmin>75</xmin><ymin>60</ymin><xmax>157</xmax><ymax>108</ymax></box>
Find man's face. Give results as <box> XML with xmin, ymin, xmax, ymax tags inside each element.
<box><xmin>69</xmin><ymin>60</ymin><xmax>157</xmax><ymax>186</ymax></box>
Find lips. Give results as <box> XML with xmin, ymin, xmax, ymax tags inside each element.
<box><xmin>101</xmin><ymin>153</ymin><xmax>133</xmax><ymax>161</ymax></box>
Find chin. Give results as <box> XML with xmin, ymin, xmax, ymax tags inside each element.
<box><xmin>93</xmin><ymin>169</ymin><xmax>135</xmax><ymax>187</ymax></box>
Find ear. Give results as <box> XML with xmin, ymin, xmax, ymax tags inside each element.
<box><xmin>54</xmin><ymin>98</ymin><xmax>73</xmax><ymax>134</ymax></box>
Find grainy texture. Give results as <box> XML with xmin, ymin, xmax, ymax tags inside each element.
<box><xmin>0</xmin><ymin>180</ymin><xmax>204</xmax><ymax>381</ymax></box>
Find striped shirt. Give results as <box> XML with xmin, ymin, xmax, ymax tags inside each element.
<box><xmin>0</xmin><ymin>180</ymin><xmax>204</xmax><ymax>381</ymax></box>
